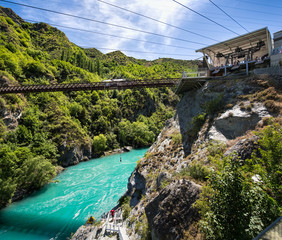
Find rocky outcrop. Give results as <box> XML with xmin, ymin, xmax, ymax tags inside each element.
<box><xmin>210</xmin><ymin>102</ymin><xmax>270</xmax><ymax>141</ymax></box>
<box><xmin>176</xmin><ymin>89</ymin><xmax>204</xmax><ymax>155</ymax></box>
<box><xmin>71</xmin><ymin>225</ymin><xmax>98</xmax><ymax>240</ymax></box>
<box><xmin>1</xmin><ymin>109</ymin><xmax>22</xmax><ymax>129</ymax></box>
<box><xmin>145</xmin><ymin>179</ymin><xmax>201</xmax><ymax>240</ymax></box>
<box><xmin>127</xmin><ymin>168</ymin><xmax>147</xmax><ymax>207</ymax></box>
<box><xmin>224</xmin><ymin>135</ymin><xmax>260</xmax><ymax>160</ymax></box>
<box><xmin>58</xmin><ymin>143</ymin><xmax>92</xmax><ymax>167</ymax></box>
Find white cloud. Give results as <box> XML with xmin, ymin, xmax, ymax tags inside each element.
<box><xmin>17</xmin><ymin>0</ymin><xmax>205</xmax><ymax>59</ymax></box>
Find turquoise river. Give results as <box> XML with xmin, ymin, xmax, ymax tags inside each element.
<box><xmin>0</xmin><ymin>148</ymin><xmax>148</xmax><ymax>240</ymax></box>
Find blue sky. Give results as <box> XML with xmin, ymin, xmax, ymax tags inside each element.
<box><xmin>0</xmin><ymin>0</ymin><xmax>281</xmax><ymax>60</ymax></box>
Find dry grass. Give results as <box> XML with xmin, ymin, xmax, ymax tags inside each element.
<box><xmin>264</xmin><ymin>100</ymin><xmax>281</xmax><ymax>114</ymax></box>
<box><xmin>225</xmin><ymin>103</ymin><xmax>234</xmax><ymax>109</ymax></box>
<box><xmin>181</xmin><ymin>221</ymin><xmax>205</xmax><ymax>240</ymax></box>
<box><xmin>238</xmin><ymin>86</ymin><xmax>282</xmax><ymax>115</ymax></box>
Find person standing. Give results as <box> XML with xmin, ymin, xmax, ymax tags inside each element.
<box><xmin>110</xmin><ymin>209</ymin><xmax>115</xmax><ymax>221</ymax></box>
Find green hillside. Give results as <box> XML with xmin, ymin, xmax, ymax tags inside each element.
<box><xmin>0</xmin><ymin>6</ymin><xmax>197</xmax><ymax>207</ymax></box>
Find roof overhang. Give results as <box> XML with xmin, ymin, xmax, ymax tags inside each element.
<box><xmin>196</xmin><ymin>27</ymin><xmax>272</xmax><ymax>67</ymax></box>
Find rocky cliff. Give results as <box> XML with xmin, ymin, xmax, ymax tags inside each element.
<box><xmin>120</xmin><ymin>74</ymin><xmax>281</xmax><ymax>240</ymax></box>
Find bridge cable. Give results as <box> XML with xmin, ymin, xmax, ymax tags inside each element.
<box><xmin>208</xmin><ymin>0</ymin><xmax>249</xmax><ymax>33</ymax></box>
<box><xmin>97</xmin><ymin>0</ymin><xmax>219</xmax><ymax>42</ymax></box>
<box><xmin>172</xmin><ymin>0</ymin><xmax>240</xmax><ymax>36</ymax></box>
<box><xmin>25</xmin><ymin>19</ymin><xmax>197</xmax><ymax>51</ymax></box>
<box><xmin>0</xmin><ymin>0</ymin><xmax>207</xmax><ymax>45</ymax></box>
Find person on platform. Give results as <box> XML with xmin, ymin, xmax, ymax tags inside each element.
<box><xmin>111</xmin><ymin>209</ymin><xmax>115</xmax><ymax>221</ymax></box>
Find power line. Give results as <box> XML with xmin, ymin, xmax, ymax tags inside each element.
<box><xmin>179</xmin><ymin>17</ymin><xmax>281</xmax><ymax>30</ymax></box>
<box><xmin>233</xmin><ymin>0</ymin><xmax>282</xmax><ymax>9</ymax></box>
<box><xmin>81</xmin><ymin>47</ymin><xmax>200</xmax><ymax>57</ymax></box>
<box><xmin>218</xmin><ymin>4</ymin><xmax>282</xmax><ymax>16</ymax></box>
<box><xmin>0</xmin><ymin>0</ymin><xmax>207</xmax><ymax>45</ymax></box>
<box><xmin>208</xmin><ymin>0</ymin><xmax>249</xmax><ymax>32</ymax></box>
<box><xmin>172</xmin><ymin>0</ymin><xmax>240</xmax><ymax>36</ymax></box>
<box><xmin>97</xmin><ymin>0</ymin><xmax>219</xmax><ymax>42</ymax></box>
<box><xmin>25</xmin><ymin>19</ymin><xmax>197</xmax><ymax>51</ymax></box>
<box><xmin>129</xmin><ymin>3</ymin><xmax>281</xmax><ymax>24</ymax></box>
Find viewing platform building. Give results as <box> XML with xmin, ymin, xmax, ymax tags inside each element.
<box><xmin>176</xmin><ymin>27</ymin><xmax>281</xmax><ymax>94</ymax></box>
<box><xmin>195</xmin><ymin>27</ymin><xmax>275</xmax><ymax>76</ymax></box>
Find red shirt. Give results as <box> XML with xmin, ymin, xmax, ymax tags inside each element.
<box><xmin>111</xmin><ymin>209</ymin><xmax>115</xmax><ymax>216</ymax></box>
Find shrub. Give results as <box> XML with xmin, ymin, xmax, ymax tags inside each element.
<box><xmin>171</xmin><ymin>132</ymin><xmax>182</xmax><ymax>145</ymax></box>
<box><xmin>0</xmin><ymin>97</ymin><xmax>6</xmax><ymax>108</ymax></box>
<box><xmin>122</xmin><ymin>203</ymin><xmax>131</xmax><ymax>220</ymax></box>
<box><xmin>118</xmin><ymin>195</ymin><xmax>132</xmax><ymax>220</ymax></box>
<box><xmin>118</xmin><ymin>195</ymin><xmax>130</xmax><ymax>206</ymax></box>
<box><xmin>23</xmin><ymin>61</ymin><xmax>48</xmax><ymax>77</ymax></box>
<box><xmin>5</xmin><ymin>17</ymin><xmax>14</xmax><ymax>25</ymax></box>
<box><xmin>180</xmin><ymin>163</ymin><xmax>210</xmax><ymax>181</ymax></box>
<box><xmin>195</xmin><ymin>157</ymin><xmax>280</xmax><ymax>240</ymax></box>
<box><xmin>207</xmin><ymin>140</ymin><xmax>226</xmax><ymax>156</ymax></box>
<box><xmin>190</xmin><ymin>113</ymin><xmax>206</xmax><ymax>138</ymax></box>
<box><xmin>5</xmin><ymin>43</ymin><xmax>17</xmax><ymax>53</ymax></box>
<box><xmin>135</xmin><ymin>220</ymin><xmax>141</xmax><ymax>233</ymax></box>
<box><xmin>203</xmin><ymin>94</ymin><xmax>224</xmax><ymax>115</ymax></box>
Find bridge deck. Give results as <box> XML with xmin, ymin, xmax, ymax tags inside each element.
<box><xmin>0</xmin><ymin>78</ymin><xmax>179</xmax><ymax>94</ymax></box>
<box><xmin>175</xmin><ymin>77</ymin><xmax>211</xmax><ymax>94</ymax></box>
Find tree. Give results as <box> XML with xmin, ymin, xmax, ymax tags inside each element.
<box><xmin>251</xmin><ymin>122</ymin><xmax>282</xmax><ymax>202</ymax></box>
<box><xmin>118</xmin><ymin>119</ymin><xmax>132</xmax><ymax>146</ymax></box>
<box><xmin>131</xmin><ymin>121</ymin><xmax>155</xmax><ymax>147</ymax></box>
<box><xmin>92</xmin><ymin>134</ymin><xmax>107</xmax><ymax>154</ymax></box>
<box><xmin>195</xmin><ymin>156</ymin><xmax>280</xmax><ymax>240</ymax></box>
<box><xmin>0</xmin><ymin>144</ymin><xmax>18</xmax><ymax>207</ymax></box>
<box><xmin>21</xmin><ymin>156</ymin><xmax>56</xmax><ymax>189</ymax></box>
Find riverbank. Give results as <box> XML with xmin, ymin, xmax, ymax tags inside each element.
<box><xmin>103</xmin><ymin>146</ymin><xmax>133</xmax><ymax>156</ymax></box>
<box><xmin>0</xmin><ymin>148</ymin><xmax>148</xmax><ymax>240</ymax></box>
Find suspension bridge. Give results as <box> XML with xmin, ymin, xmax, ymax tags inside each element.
<box><xmin>0</xmin><ymin>78</ymin><xmax>182</xmax><ymax>94</ymax></box>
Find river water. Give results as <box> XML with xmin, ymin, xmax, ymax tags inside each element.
<box><xmin>0</xmin><ymin>148</ymin><xmax>148</xmax><ymax>240</ymax></box>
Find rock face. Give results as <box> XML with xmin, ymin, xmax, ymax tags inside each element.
<box><xmin>71</xmin><ymin>225</ymin><xmax>98</xmax><ymax>240</ymax></box>
<box><xmin>58</xmin><ymin>144</ymin><xmax>92</xmax><ymax>167</ymax></box>
<box><xmin>145</xmin><ymin>180</ymin><xmax>201</xmax><ymax>240</ymax></box>
<box><xmin>176</xmin><ymin>89</ymin><xmax>204</xmax><ymax>155</ymax></box>
<box><xmin>121</xmin><ymin>75</ymin><xmax>279</xmax><ymax>240</ymax></box>
<box><xmin>127</xmin><ymin>168</ymin><xmax>147</xmax><ymax>207</ymax></box>
<box><xmin>224</xmin><ymin>135</ymin><xmax>260</xmax><ymax>160</ymax></box>
<box><xmin>211</xmin><ymin>102</ymin><xmax>270</xmax><ymax>141</ymax></box>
